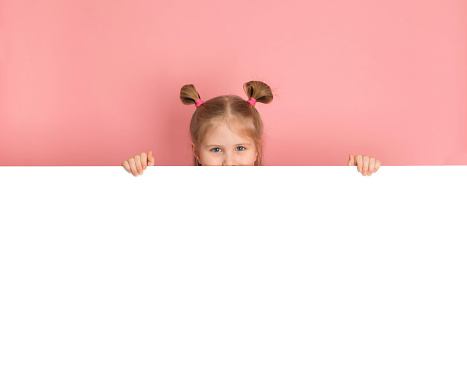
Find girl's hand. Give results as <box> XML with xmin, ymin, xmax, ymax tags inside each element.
<box><xmin>348</xmin><ymin>154</ymin><xmax>381</xmax><ymax>176</ymax></box>
<box><xmin>122</xmin><ymin>150</ymin><xmax>155</xmax><ymax>176</ymax></box>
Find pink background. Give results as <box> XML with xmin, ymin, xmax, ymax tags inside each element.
<box><xmin>1</xmin><ymin>0</ymin><xmax>466</xmax><ymax>166</ymax></box>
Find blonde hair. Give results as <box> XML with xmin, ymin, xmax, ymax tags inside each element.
<box><xmin>180</xmin><ymin>81</ymin><xmax>273</xmax><ymax>166</ymax></box>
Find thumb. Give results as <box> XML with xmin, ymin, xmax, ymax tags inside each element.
<box><xmin>348</xmin><ymin>154</ymin><xmax>354</xmax><ymax>166</ymax></box>
<box><xmin>148</xmin><ymin>150</ymin><xmax>155</xmax><ymax>166</ymax></box>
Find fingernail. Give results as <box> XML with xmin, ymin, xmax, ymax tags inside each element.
<box><xmin>363</xmin><ymin>171</ymin><xmax>367</xmax><ymax>175</ymax></box>
<box><xmin>143</xmin><ymin>166</ymin><xmax>146</xmax><ymax>169</ymax></box>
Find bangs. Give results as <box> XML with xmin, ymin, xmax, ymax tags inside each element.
<box><xmin>222</xmin><ymin>116</ymin><xmax>256</xmax><ymax>142</ymax></box>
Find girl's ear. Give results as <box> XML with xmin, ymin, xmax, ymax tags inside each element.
<box><xmin>191</xmin><ymin>142</ymin><xmax>201</xmax><ymax>163</ymax></box>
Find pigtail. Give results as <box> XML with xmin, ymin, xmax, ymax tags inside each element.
<box><xmin>180</xmin><ymin>84</ymin><xmax>202</xmax><ymax>105</ymax></box>
<box><xmin>243</xmin><ymin>81</ymin><xmax>274</xmax><ymax>104</ymax></box>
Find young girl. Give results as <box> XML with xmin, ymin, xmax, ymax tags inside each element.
<box><xmin>121</xmin><ymin>81</ymin><xmax>381</xmax><ymax>175</ymax></box>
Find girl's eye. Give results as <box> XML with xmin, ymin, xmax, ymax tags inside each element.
<box><xmin>210</xmin><ymin>147</ymin><xmax>246</xmax><ymax>152</ymax></box>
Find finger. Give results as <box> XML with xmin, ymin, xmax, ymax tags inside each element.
<box><xmin>375</xmin><ymin>160</ymin><xmax>381</xmax><ymax>172</ymax></box>
<box><xmin>148</xmin><ymin>150</ymin><xmax>155</xmax><ymax>166</ymax></box>
<box><xmin>362</xmin><ymin>156</ymin><xmax>369</xmax><ymax>175</ymax></box>
<box><xmin>369</xmin><ymin>157</ymin><xmax>376</xmax><ymax>173</ymax></box>
<box><xmin>141</xmin><ymin>152</ymin><xmax>148</xmax><ymax>169</ymax></box>
<box><xmin>355</xmin><ymin>155</ymin><xmax>363</xmax><ymax>172</ymax></box>
<box><xmin>348</xmin><ymin>154</ymin><xmax>354</xmax><ymax>166</ymax></box>
<box><xmin>128</xmin><ymin>158</ymin><xmax>138</xmax><ymax>176</ymax></box>
<box><xmin>134</xmin><ymin>155</ymin><xmax>143</xmax><ymax>174</ymax></box>
<box><xmin>122</xmin><ymin>160</ymin><xmax>131</xmax><ymax>173</ymax></box>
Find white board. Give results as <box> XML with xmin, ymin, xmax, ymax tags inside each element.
<box><xmin>1</xmin><ymin>166</ymin><xmax>466</xmax><ymax>369</ymax></box>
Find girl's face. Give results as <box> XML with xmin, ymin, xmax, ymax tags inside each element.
<box><xmin>192</xmin><ymin>123</ymin><xmax>258</xmax><ymax>166</ymax></box>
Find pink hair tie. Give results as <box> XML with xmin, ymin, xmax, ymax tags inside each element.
<box><xmin>195</xmin><ymin>99</ymin><xmax>204</xmax><ymax>108</ymax></box>
<box><xmin>247</xmin><ymin>97</ymin><xmax>256</xmax><ymax>106</ymax></box>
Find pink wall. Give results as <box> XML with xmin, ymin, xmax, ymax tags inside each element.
<box><xmin>1</xmin><ymin>0</ymin><xmax>466</xmax><ymax>166</ymax></box>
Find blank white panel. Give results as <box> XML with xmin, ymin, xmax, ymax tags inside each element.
<box><xmin>0</xmin><ymin>166</ymin><xmax>466</xmax><ymax>369</ymax></box>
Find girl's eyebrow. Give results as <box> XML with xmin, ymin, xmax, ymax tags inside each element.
<box><xmin>205</xmin><ymin>143</ymin><xmax>250</xmax><ymax>147</ymax></box>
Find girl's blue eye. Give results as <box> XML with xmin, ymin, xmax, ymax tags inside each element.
<box><xmin>210</xmin><ymin>146</ymin><xmax>246</xmax><ymax>152</ymax></box>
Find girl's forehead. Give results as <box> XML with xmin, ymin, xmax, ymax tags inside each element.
<box><xmin>204</xmin><ymin>122</ymin><xmax>254</xmax><ymax>144</ymax></box>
